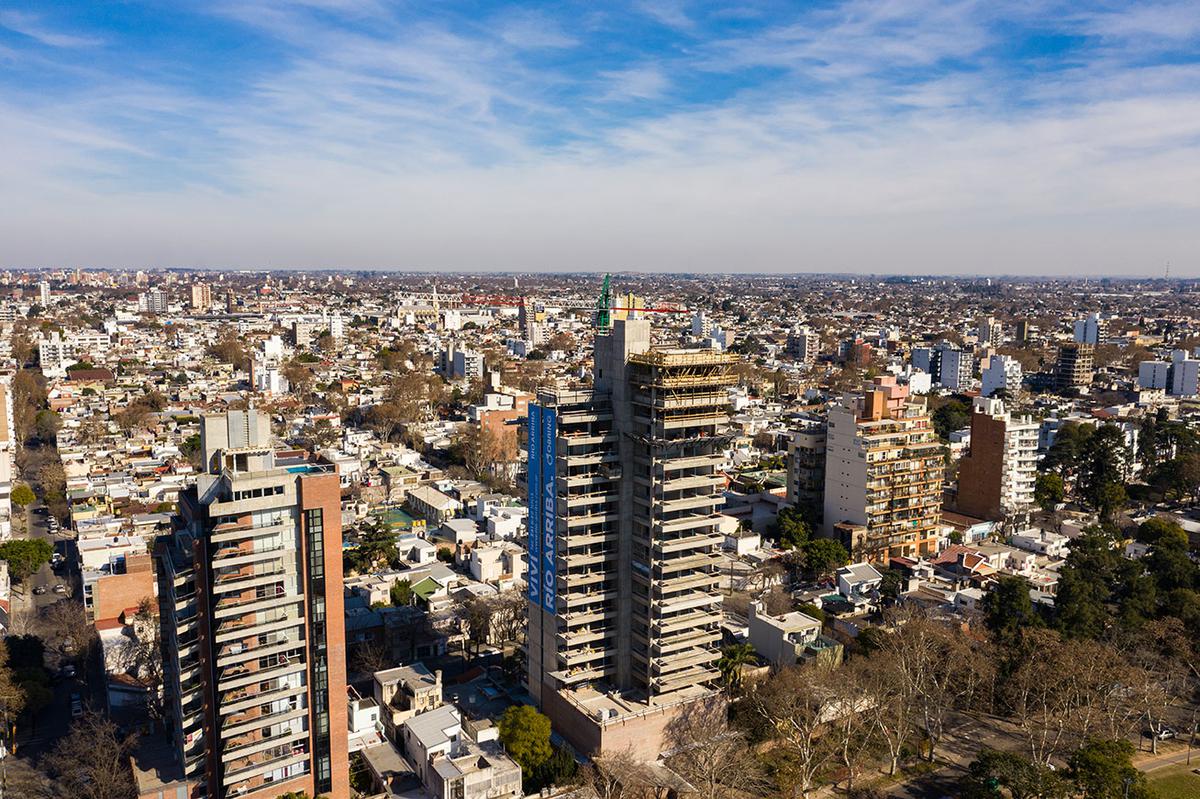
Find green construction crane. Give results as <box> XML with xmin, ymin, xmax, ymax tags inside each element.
<box><xmin>595</xmin><ymin>273</ymin><xmax>612</xmax><ymax>332</ymax></box>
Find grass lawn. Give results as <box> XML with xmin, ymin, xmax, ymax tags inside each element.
<box><xmin>1148</xmin><ymin>764</ymin><xmax>1200</xmax><ymax>799</ymax></box>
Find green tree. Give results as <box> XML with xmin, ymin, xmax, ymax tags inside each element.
<box><xmin>960</xmin><ymin>749</ymin><xmax>1070</xmax><ymax>799</ymax></box>
<box><xmin>879</xmin><ymin>569</ymin><xmax>903</xmax><ymax>603</ymax></box>
<box><xmin>1146</xmin><ymin>527</ymin><xmax>1197</xmax><ymax>593</ymax></box>
<box><xmin>0</xmin><ymin>538</ymin><xmax>54</xmax><ymax>582</ymax></box>
<box><xmin>932</xmin><ymin>399</ymin><xmax>970</xmax><ymax>441</ymax></box>
<box><xmin>1136</xmin><ymin>516</ymin><xmax>1185</xmax><ymax>546</ymax></box>
<box><xmin>717</xmin><ymin>643</ymin><xmax>758</xmax><ymax>692</ymax></box>
<box><xmin>390</xmin><ymin>578</ymin><xmax>413</xmax><ymax>607</ymax></box>
<box><xmin>1034</xmin><ymin>472</ymin><xmax>1065</xmax><ymax>513</ymax></box>
<box><xmin>983</xmin><ymin>575</ymin><xmax>1041</xmax><ymax>644</ymax></box>
<box><xmin>803</xmin><ymin>538</ymin><xmax>848</xmax><ymax>576</ymax></box>
<box><xmin>1067</xmin><ymin>739</ymin><xmax>1152</xmax><ymax>799</ymax></box>
<box><xmin>1054</xmin><ymin>529</ymin><xmax>1119</xmax><ymax>639</ymax></box>
<box><xmin>776</xmin><ymin>506</ymin><xmax>812</xmax><ymax>550</ymax></box>
<box><xmin>1077</xmin><ymin>425</ymin><xmax>1130</xmax><ymax>519</ymax></box>
<box><xmin>498</xmin><ymin>705</ymin><xmax>553</xmax><ymax>773</ymax></box>
<box><xmin>34</xmin><ymin>409</ymin><xmax>61</xmax><ymax>442</ymax></box>
<box><xmin>10</xmin><ymin>483</ymin><xmax>35</xmax><ymax>510</ymax></box>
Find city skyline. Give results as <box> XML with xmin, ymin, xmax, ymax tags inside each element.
<box><xmin>2</xmin><ymin>1</ymin><xmax>1199</xmax><ymax>275</ymax></box>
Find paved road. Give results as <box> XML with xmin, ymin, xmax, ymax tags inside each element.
<box><xmin>10</xmin><ymin>504</ymin><xmax>88</xmax><ymax>758</ymax></box>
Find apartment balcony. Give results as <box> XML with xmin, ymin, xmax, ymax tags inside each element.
<box><xmin>563</xmin><ymin>589</ymin><xmax>618</xmax><ymax>609</ymax></box>
<box><xmin>556</xmin><ymin>626</ymin><xmax>609</xmax><ymax>648</ymax></box>
<box><xmin>223</xmin><ymin>706</ymin><xmax>308</xmax><ymax>741</ymax></box>
<box><xmin>654</xmin><ymin>513</ymin><xmax>724</xmax><ymax>536</ymax></box>
<box><xmin>559</xmin><ymin>550</ymin><xmax>612</xmax><ymax>569</ymax></box>
<box><xmin>217</xmin><ymin>635</ymin><xmax>300</xmax><ymax>668</ymax></box>
<box><xmin>212</xmin><ymin>567</ymin><xmax>289</xmax><ymax>595</ymax></box>
<box><xmin>221</xmin><ymin>727</ymin><xmax>308</xmax><ymax>765</ymax></box>
<box><xmin>642</xmin><ymin>452</ymin><xmax>724</xmax><ymax>472</ymax></box>
<box><xmin>651</xmin><ymin>626</ymin><xmax>719</xmax><ymax>656</ymax></box>
<box><xmin>209</xmin><ymin>492</ymin><xmax>294</xmax><ymax>518</ymax></box>
<box><xmin>221</xmin><ymin>682</ymin><xmax>306</xmax><ymax>717</ymax></box>
<box><xmin>651</xmin><ymin>494</ymin><xmax>720</xmax><ymax>515</ymax></box>
<box><xmin>212</xmin><ymin>544</ymin><xmax>288</xmax><ymax>570</ymax></box>
<box><xmin>214</xmin><ymin>590</ymin><xmax>300</xmax><ymax>621</ymax></box>
<box><xmin>650</xmin><ymin>663</ymin><xmax>720</xmax><ymax>694</ymax></box>
<box><xmin>211</xmin><ymin>518</ymin><xmax>291</xmax><ymax>544</ymax></box>
<box><xmin>653</xmin><ymin>532</ymin><xmax>721</xmax><ymax>556</ymax></box>
<box><xmin>562</xmin><ymin>646</ymin><xmax>610</xmax><ymax>668</ymax></box>
<box><xmin>652</xmin><ymin>591</ymin><xmax>721</xmax><ymax>615</ymax></box>
<box><xmin>565</xmin><ymin>492</ymin><xmax>613</xmax><ymax>510</ymax></box>
<box><xmin>561</xmin><ymin>432</ymin><xmax>619</xmax><ymax>447</ymax></box>
<box><xmin>562</xmin><ymin>571</ymin><xmax>607</xmax><ymax>589</ymax></box>
<box><xmin>214</xmin><ymin>612</ymin><xmax>304</xmax><ymax>645</ymax></box>
<box><xmin>565</xmin><ymin>511</ymin><xmax>619</xmax><ymax>529</ymax></box>
<box><xmin>653</xmin><ymin>609</ymin><xmax>717</xmax><ymax>636</ymax></box>
<box><xmin>222</xmin><ymin>750</ymin><xmax>309</xmax><ymax>795</ymax></box>
<box><xmin>652</xmin><ymin>645</ymin><xmax>718</xmax><ymax>672</ymax></box>
<box><xmin>563</xmin><ymin>605</ymin><xmax>618</xmax><ymax>626</ymax></box>
<box><xmin>220</xmin><ymin>660</ymin><xmax>306</xmax><ymax>695</ymax></box>
<box><xmin>657</xmin><ymin>551</ymin><xmax>722</xmax><ymax>575</ymax></box>
<box><xmin>564</xmin><ymin>528</ymin><xmax>618</xmax><ymax>547</ymax></box>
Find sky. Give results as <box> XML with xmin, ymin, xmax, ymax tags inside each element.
<box><xmin>0</xmin><ymin>1</ymin><xmax>1198</xmax><ymax>276</ymax></box>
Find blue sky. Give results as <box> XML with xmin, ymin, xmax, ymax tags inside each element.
<box><xmin>1</xmin><ymin>0</ymin><xmax>1198</xmax><ymax>274</ymax></box>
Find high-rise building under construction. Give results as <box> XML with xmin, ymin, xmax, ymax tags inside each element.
<box><xmin>526</xmin><ymin>317</ymin><xmax>734</xmax><ymax>758</ymax></box>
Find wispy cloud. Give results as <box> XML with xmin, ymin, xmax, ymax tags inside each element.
<box><xmin>0</xmin><ymin>1</ymin><xmax>1198</xmax><ymax>274</ymax></box>
<box><xmin>0</xmin><ymin>10</ymin><xmax>102</xmax><ymax>48</ymax></box>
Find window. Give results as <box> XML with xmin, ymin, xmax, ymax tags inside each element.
<box><xmin>304</xmin><ymin>507</ymin><xmax>332</xmax><ymax>794</ymax></box>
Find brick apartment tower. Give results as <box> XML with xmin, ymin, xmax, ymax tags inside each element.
<box><xmin>823</xmin><ymin>376</ymin><xmax>945</xmax><ymax>560</ymax></box>
<box><xmin>527</xmin><ymin>318</ymin><xmax>734</xmax><ymax>751</ymax></box>
<box><xmin>956</xmin><ymin>397</ymin><xmax>1039</xmax><ymax>521</ymax></box>
<box><xmin>156</xmin><ymin>410</ymin><xmax>349</xmax><ymax>799</ymax></box>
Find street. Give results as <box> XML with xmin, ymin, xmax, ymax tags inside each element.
<box><xmin>9</xmin><ymin>504</ymin><xmax>89</xmax><ymax>759</ymax></box>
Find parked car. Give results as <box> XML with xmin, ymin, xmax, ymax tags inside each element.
<box><xmin>70</xmin><ymin>692</ymin><xmax>83</xmax><ymax>718</ymax></box>
<box><xmin>33</xmin><ymin>585</ymin><xmax>47</xmax><ymax>595</ymax></box>
<box><xmin>1155</xmin><ymin>727</ymin><xmax>1177</xmax><ymax>740</ymax></box>
<box><xmin>53</xmin><ymin>583</ymin><xmax>67</xmax><ymax>594</ymax></box>
<box><xmin>56</xmin><ymin>664</ymin><xmax>76</xmax><ymax>680</ymax></box>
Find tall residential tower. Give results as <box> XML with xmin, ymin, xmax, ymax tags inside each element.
<box><xmin>156</xmin><ymin>410</ymin><xmax>349</xmax><ymax>799</ymax></box>
<box><xmin>526</xmin><ymin>318</ymin><xmax>734</xmax><ymax>758</ymax></box>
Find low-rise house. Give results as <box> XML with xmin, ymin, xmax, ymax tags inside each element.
<box><xmin>1010</xmin><ymin>528</ymin><xmax>1070</xmax><ymax>558</ymax></box>
<box><xmin>376</xmin><ymin>662</ymin><xmax>444</xmax><ymax>739</ymax></box>
<box><xmin>836</xmin><ymin>562</ymin><xmax>883</xmax><ymax>606</ymax></box>
<box><xmin>400</xmin><ymin>704</ymin><xmax>522</xmax><ymax>799</ymax></box>
<box><xmin>408</xmin><ymin>485</ymin><xmax>462</xmax><ymax>525</ymax></box>
<box><xmin>747</xmin><ymin>600</ymin><xmax>842</xmax><ymax>668</ymax></box>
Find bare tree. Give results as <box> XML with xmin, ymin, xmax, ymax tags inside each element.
<box><xmin>748</xmin><ymin>665</ymin><xmax>841</xmax><ymax>799</ymax></box>
<box><xmin>42</xmin><ymin>714</ymin><xmax>137</xmax><ymax>799</ymax></box>
<box><xmin>39</xmin><ymin>598</ymin><xmax>97</xmax><ymax>661</ymax></box>
<box><xmin>109</xmin><ymin>598</ymin><xmax>165</xmax><ymax>726</ymax></box>
<box><xmin>663</xmin><ymin>697</ymin><xmax>767</xmax><ymax>799</ymax></box>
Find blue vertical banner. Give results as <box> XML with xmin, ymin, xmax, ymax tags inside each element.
<box><xmin>527</xmin><ymin>404</ymin><xmax>542</xmax><ymax>607</ymax></box>
<box><xmin>541</xmin><ymin>407</ymin><xmax>558</xmax><ymax>614</ymax></box>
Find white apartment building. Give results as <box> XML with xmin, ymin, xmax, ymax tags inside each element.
<box><xmin>1170</xmin><ymin>350</ymin><xmax>1200</xmax><ymax>397</ymax></box>
<box><xmin>980</xmin><ymin>354</ymin><xmax>1022</xmax><ymax>397</ymax></box>
<box><xmin>786</xmin><ymin>326</ymin><xmax>820</xmax><ymax>364</ymax></box>
<box><xmin>1139</xmin><ymin>360</ymin><xmax>1171</xmax><ymax>390</ymax></box>
<box><xmin>1073</xmin><ymin>312</ymin><xmax>1107</xmax><ymax>345</ymax></box>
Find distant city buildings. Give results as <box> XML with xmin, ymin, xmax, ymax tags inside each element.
<box><xmin>191</xmin><ymin>282</ymin><xmax>212</xmax><ymax>311</ymax></box>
